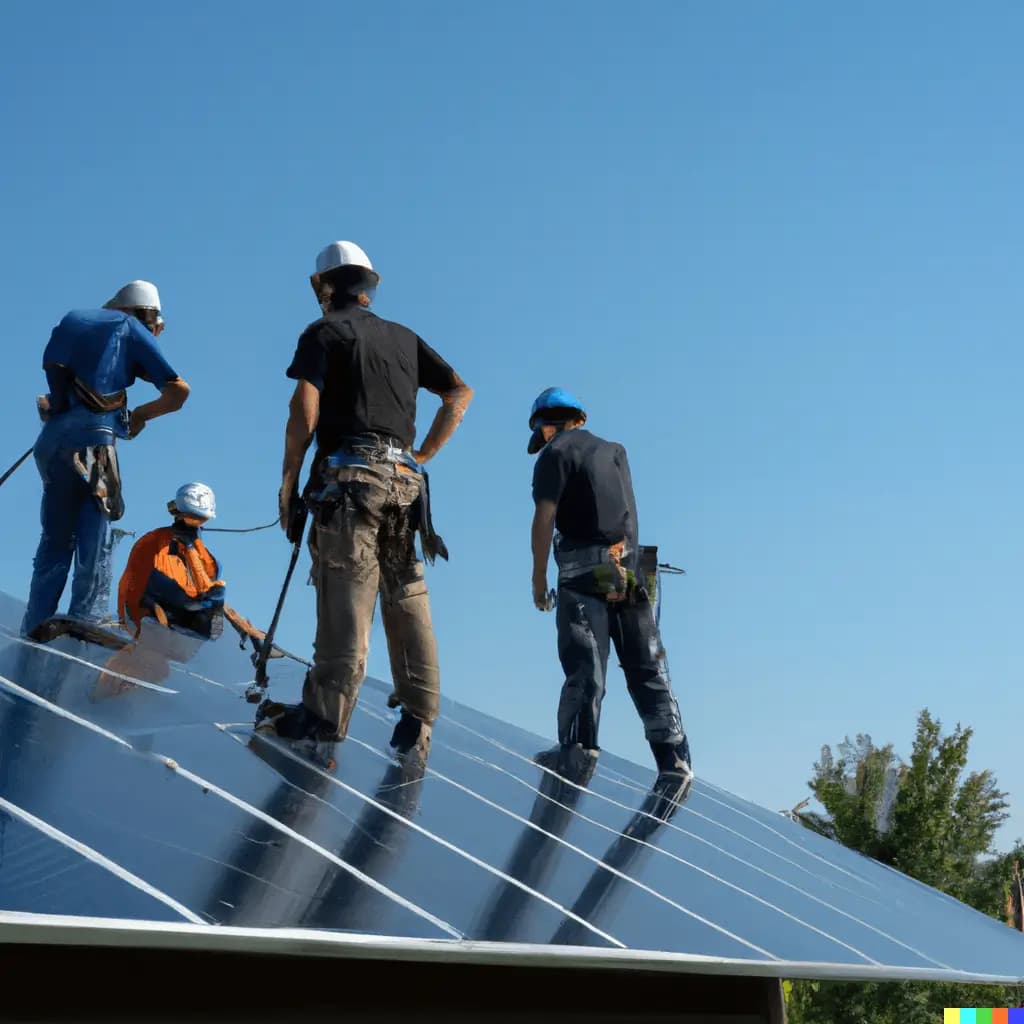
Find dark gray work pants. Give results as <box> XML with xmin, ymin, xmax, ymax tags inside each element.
<box><xmin>555</xmin><ymin>586</ymin><xmax>686</xmax><ymax>753</ymax></box>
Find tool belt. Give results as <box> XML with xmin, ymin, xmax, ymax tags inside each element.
<box><xmin>309</xmin><ymin>436</ymin><xmax>449</xmax><ymax>564</ymax></box>
<box><xmin>555</xmin><ymin>536</ymin><xmax>644</xmax><ymax>602</ymax></box>
<box><xmin>72</xmin><ymin>444</ymin><xmax>125</xmax><ymax>521</ymax></box>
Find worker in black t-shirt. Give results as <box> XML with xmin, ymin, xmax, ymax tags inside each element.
<box><xmin>528</xmin><ymin>387</ymin><xmax>692</xmax><ymax>798</ymax></box>
<box><xmin>257</xmin><ymin>241</ymin><xmax>473</xmax><ymax>771</ymax></box>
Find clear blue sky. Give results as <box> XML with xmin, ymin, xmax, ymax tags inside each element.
<box><xmin>2</xmin><ymin>2</ymin><xmax>1021</xmax><ymax>848</ymax></box>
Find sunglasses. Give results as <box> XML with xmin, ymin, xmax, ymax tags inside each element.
<box><xmin>133</xmin><ymin>309</ymin><xmax>164</xmax><ymax>335</ymax></box>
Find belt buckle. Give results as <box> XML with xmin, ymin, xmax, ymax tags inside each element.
<box><xmin>384</xmin><ymin>444</ymin><xmax>403</xmax><ymax>463</ymax></box>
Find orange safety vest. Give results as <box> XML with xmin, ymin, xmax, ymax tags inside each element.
<box><xmin>118</xmin><ymin>526</ymin><xmax>225</xmax><ymax>636</ymax></box>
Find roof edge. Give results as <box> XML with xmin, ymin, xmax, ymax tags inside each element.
<box><xmin>1</xmin><ymin>912</ymin><xmax>1019</xmax><ymax>986</ymax></box>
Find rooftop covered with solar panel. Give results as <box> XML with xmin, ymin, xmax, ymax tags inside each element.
<box><xmin>0</xmin><ymin>589</ymin><xmax>1021</xmax><ymax>1021</ymax></box>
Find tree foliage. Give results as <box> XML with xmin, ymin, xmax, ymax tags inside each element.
<box><xmin>786</xmin><ymin>709</ymin><xmax>1023</xmax><ymax>1024</ymax></box>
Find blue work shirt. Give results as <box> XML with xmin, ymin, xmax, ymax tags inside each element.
<box><xmin>36</xmin><ymin>309</ymin><xmax>179</xmax><ymax>453</ymax></box>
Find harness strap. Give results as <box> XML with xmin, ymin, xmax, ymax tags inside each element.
<box><xmin>45</xmin><ymin>363</ymin><xmax>127</xmax><ymax>415</ymax></box>
<box><xmin>325</xmin><ymin>446</ymin><xmax>421</xmax><ymax>473</ymax></box>
<box><xmin>173</xmin><ymin>539</ymin><xmax>223</xmax><ymax>595</ymax></box>
<box><xmin>71</xmin><ymin>444</ymin><xmax>125</xmax><ymax>522</ymax></box>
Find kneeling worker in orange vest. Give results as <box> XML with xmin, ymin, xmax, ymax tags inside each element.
<box><xmin>118</xmin><ymin>482</ymin><xmax>257</xmax><ymax>642</ymax></box>
<box><xmin>95</xmin><ymin>483</ymin><xmax>263</xmax><ymax>699</ymax></box>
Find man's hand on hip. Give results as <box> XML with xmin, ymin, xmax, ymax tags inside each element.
<box><xmin>128</xmin><ymin>410</ymin><xmax>147</xmax><ymax>438</ymax></box>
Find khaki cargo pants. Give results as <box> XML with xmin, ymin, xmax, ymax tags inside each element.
<box><xmin>303</xmin><ymin>463</ymin><xmax>440</xmax><ymax>740</ymax></box>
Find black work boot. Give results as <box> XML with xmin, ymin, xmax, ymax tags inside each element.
<box><xmin>650</xmin><ymin>736</ymin><xmax>694</xmax><ymax>808</ymax></box>
<box><xmin>534</xmin><ymin>742</ymin><xmax>599</xmax><ymax>787</ymax></box>
<box><xmin>255</xmin><ymin>700</ymin><xmax>339</xmax><ymax>742</ymax></box>
<box><xmin>389</xmin><ymin>710</ymin><xmax>431</xmax><ymax>779</ymax></box>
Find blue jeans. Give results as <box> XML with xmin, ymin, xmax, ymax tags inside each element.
<box><xmin>22</xmin><ymin>448</ymin><xmax>111</xmax><ymax>634</ymax></box>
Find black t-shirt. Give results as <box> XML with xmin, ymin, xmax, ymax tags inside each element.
<box><xmin>532</xmin><ymin>428</ymin><xmax>639</xmax><ymax>552</ymax></box>
<box><xmin>286</xmin><ymin>303</ymin><xmax>459</xmax><ymax>451</ymax></box>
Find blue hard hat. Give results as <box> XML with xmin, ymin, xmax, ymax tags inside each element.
<box><xmin>529</xmin><ymin>387</ymin><xmax>587</xmax><ymax>430</ymax></box>
<box><xmin>527</xmin><ymin>387</ymin><xmax>587</xmax><ymax>454</ymax></box>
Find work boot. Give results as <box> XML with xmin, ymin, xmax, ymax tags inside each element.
<box><xmin>26</xmin><ymin>618</ymin><xmax>62</xmax><ymax>643</ymax></box>
<box><xmin>255</xmin><ymin>700</ymin><xmax>340</xmax><ymax>742</ymax></box>
<box><xmin>534</xmin><ymin>743</ymin><xmax>599</xmax><ymax>787</ymax></box>
<box><xmin>650</xmin><ymin>737</ymin><xmax>694</xmax><ymax>808</ymax></box>
<box><xmin>389</xmin><ymin>710</ymin><xmax>431</xmax><ymax>774</ymax></box>
<box><xmin>647</xmin><ymin>769</ymin><xmax>693</xmax><ymax>817</ymax></box>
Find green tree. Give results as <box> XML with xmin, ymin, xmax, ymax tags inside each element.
<box><xmin>786</xmin><ymin>710</ymin><xmax>1023</xmax><ymax>1024</ymax></box>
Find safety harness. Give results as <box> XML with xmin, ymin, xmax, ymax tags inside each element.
<box><xmin>308</xmin><ymin>434</ymin><xmax>448</xmax><ymax>564</ymax></box>
<box><xmin>41</xmin><ymin>363</ymin><xmax>129</xmax><ymax>522</ymax></box>
<box><xmin>43</xmin><ymin>362</ymin><xmax>129</xmax><ymax>419</ymax></box>
<box><xmin>119</xmin><ymin>524</ymin><xmax>226</xmax><ymax>638</ymax></box>
<box><xmin>71</xmin><ymin>445</ymin><xmax>125</xmax><ymax>521</ymax></box>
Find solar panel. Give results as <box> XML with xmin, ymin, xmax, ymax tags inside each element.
<box><xmin>0</xmin><ymin>589</ymin><xmax>1021</xmax><ymax>985</ymax></box>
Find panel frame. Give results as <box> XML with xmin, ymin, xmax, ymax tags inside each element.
<box><xmin>1</xmin><ymin>912</ymin><xmax>1020</xmax><ymax>984</ymax></box>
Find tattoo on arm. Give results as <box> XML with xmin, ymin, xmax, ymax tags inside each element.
<box><xmin>416</xmin><ymin>375</ymin><xmax>474</xmax><ymax>463</ymax></box>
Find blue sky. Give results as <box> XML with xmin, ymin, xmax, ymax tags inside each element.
<box><xmin>2</xmin><ymin>2</ymin><xmax>1022</xmax><ymax>848</ymax></box>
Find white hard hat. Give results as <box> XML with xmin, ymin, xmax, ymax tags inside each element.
<box><xmin>172</xmin><ymin>482</ymin><xmax>216</xmax><ymax>521</ymax></box>
<box><xmin>105</xmin><ymin>280</ymin><xmax>161</xmax><ymax>312</ymax></box>
<box><xmin>311</xmin><ymin>242</ymin><xmax>381</xmax><ymax>304</ymax></box>
<box><xmin>314</xmin><ymin>241</ymin><xmax>378</xmax><ymax>280</ymax></box>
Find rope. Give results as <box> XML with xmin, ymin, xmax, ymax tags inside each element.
<box><xmin>0</xmin><ymin>448</ymin><xmax>33</xmax><ymax>489</ymax></box>
<box><xmin>204</xmin><ymin>517</ymin><xmax>279</xmax><ymax>534</ymax></box>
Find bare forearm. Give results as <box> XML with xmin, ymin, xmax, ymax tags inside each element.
<box><xmin>224</xmin><ymin>604</ymin><xmax>265</xmax><ymax>642</ymax></box>
<box><xmin>531</xmin><ymin>503</ymin><xmax>557</xmax><ymax>580</ymax></box>
<box><xmin>281</xmin><ymin>382</ymin><xmax>319</xmax><ymax>490</ymax></box>
<box><xmin>282</xmin><ymin>418</ymin><xmax>312</xmax><ymax>489</ymax></box>
<box><xmin>133</xmin><ymin>379</ymin><xmax>190</xmax><ymax>424</ymax></box>
<box><xmin>416</xmin><ymin>382</ymin><xmax>474</xmax><ymax>463</ymax></box>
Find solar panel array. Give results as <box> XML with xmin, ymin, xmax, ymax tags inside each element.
<box><xmin>0</xmin><ymin>591</ymin><xmax>1021</xmax><ymax>982</ymax></box>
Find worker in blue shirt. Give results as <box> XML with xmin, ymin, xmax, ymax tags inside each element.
<box><xmin>22</xmin><ymin>281</ymin><xmax>191</xmax><ymax>638</ymax></box>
